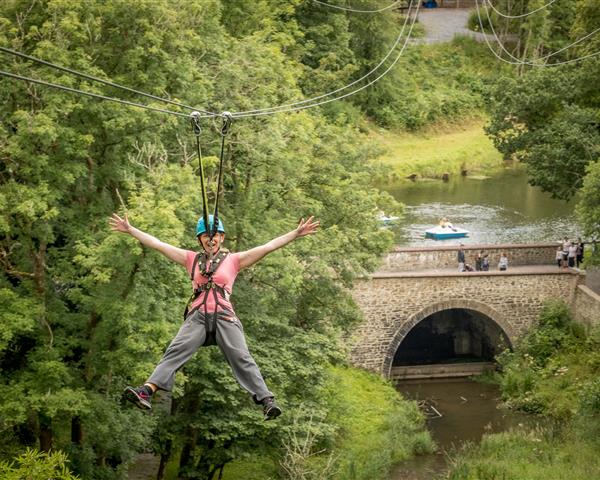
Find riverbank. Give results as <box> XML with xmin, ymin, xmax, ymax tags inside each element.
<box><xmin>221</xmin><ymin>366</ymin><xmax>434</xmax><ymax>480</ymax></box>
<box><xmin>446</xmin><ymin>301</ymin><xmax>600</xmax><ymax>479</ymax></box>
<box><xmin>370</xmin><ymin>119</ymin><xmax>504</xmax><ymax>182</ymax></box>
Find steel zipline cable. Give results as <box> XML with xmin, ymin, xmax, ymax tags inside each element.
<box><xmin>479</xmin><ymin>0</ymin><xmax>600</xmax><ymax>65</ymax></box>
<box><xmin>475</xmin><ymin>0</ymin><xmax>600</xmax><ymax>66</ymax></box>
<box><xmin>231</xmin><ymin>1</ymin><xmax>420</xmax><ymax>118</ymax></box>
<box><xmin>311</xmin><ymin>0</ymin><xmax>405</xmax><ymax>13</ymax></box>
<box><xmin>485</xmin><ymin>0</ymin><xmax>559</xmax><ymax>19</ymax></box>
<box><xmin>0</xmin><ymin>46</ymin><xmax>216</xmax><ymax>116</ymax></box>
<box><xmin>0</xmin><ymin>0</ymin><xmax>421</xmax><ymax>119</ymax></box>
<box><xmin>0</xmin><ymin>69</ymin><xmax>195</xmax><ymax>118</ymax></box>
<box><xmin>230</xmin><ymin>0</ymin><xmax>416</xmax><ymax>117</ymax></box>
<box><xmin>0</xmin><ymin>1</ymin><xmax>417</xmax><ymax>120</ymax></box>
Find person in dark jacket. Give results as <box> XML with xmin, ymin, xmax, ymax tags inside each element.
<box><xmin>457</xmin><ymin>244</ymin><xmax>465</xmax><ymax>272</ymax></box>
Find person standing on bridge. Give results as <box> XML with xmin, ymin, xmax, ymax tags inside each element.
<box><xmin>568</xmin><ymin>242</ymin><xmax>578</xmax><ymax>268</ymax></box>
<box><xmin>576</xmin><ymin>237</ymin><xmax>585</xmax><ymax>268</ymax></box>
<box><xmin>110</xmin><ymin>213</ymin><xmax>320</xmax><ymax>420</ymax></box>
<box><xmin>556</xmin><ymin>247</ymin><xmax>564</xmax><ymax>269</ymax></box>
<box><xmin>457</xmin><ymin>244</ymin><xmax>466</xmax><ymax>272</ymax></box>
<box><xmin>498</xmin><ymin>252</ymin><xmax>508</xmax><ymax>271</ymax></box>
<box><xmin>482</xmin><ymin>254</ymin><xmax>490</xmax><ymax>271</ymax></box>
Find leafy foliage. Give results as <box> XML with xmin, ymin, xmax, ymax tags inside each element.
<box><xmin>484</xmin><ymin>1</ymin><xmax>600</xmax><ymax>263</ymax></box>
<box><xmin>448</xmin><ymin>300</ymin><xmax>600</xmax><ymax>480</ymax></box>
<box><xmin>0</xmin><ymin>448</ymin><xmax>78</xmax><ymax>480</ymax></box>
<box><xmin>0</xmin><ymin>1</ymin><xmax>414</xmax><ymax>478</ymax></box>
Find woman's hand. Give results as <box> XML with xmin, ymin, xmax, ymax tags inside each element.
<box><xmin>109</xmin><ymin>213</ymin><xmax>132</xmax><ymax>234</ymax></box>
<box><xmin>295</xmin><ymin>216</ymin><xmax>320</xmax><ymax>238</ymax></box>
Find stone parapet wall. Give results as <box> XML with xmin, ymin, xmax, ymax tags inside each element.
<box><xmin>350</xmin><ymin>270</ymin><xmax>578</xmax><ymax>376</ymax></box>
<box><xmin>572</xmin><ymin>285</ymin><xmax>600</xmax><ymax>329</ymax></box>
<box><xmin>378</xmin><ymin>243</ymin><xmax>559</xmax><ymax>272</ymax></box>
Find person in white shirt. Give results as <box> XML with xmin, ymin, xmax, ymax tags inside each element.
<box><xmin>556</xmin><ymin>248</ymin><xmax>564</xmax><ymax>268</ymax></box>
<box><xmin>568</xmin><ymin>243</ymin><xmax>578</xmax><ymax>268</ymax></box>
<box><xmin>498</xmin><ymin>252</ymin><xmax>508</xmax><ymax>271</ymax></box>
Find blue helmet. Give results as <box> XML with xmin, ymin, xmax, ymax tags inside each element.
<box><xmin>196</xmin><ymin>214</ymin><xmax>225</xmax><ymax>236</ymax></box>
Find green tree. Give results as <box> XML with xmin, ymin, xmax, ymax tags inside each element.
<box><xmin>0</xmin><ymin>1</ymin><xmax>400</xmax><ymax>478</ymax></box>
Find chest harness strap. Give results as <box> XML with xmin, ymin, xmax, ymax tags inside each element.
<box><xmin>183</xmin><ymin>249</ymin><xmax>231</xmax><ymax>346</ymax></box>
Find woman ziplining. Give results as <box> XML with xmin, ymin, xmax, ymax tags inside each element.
<box><xmin>110</xmin><ymin>213</ymin><xmax>319</xmax><ymax>420</ymax></box>
<box><xmin>110</xmin><ymin>111</ymin><xmax>320</xmax><ymax>420</ymax></box>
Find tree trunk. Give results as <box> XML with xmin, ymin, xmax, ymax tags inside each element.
<box><xmin>71</xmin><ymin>416</ymin><xmax>84</xmax><ymax>445</ymax></box>
<box><xmin>157</xmin><ymin>397</ymin><xmax>177</xmax><ymax>480</ymax></box>
<box><xmin>179</xmin><ymin>389</ymin><xmax>200</xmax><ymax>477</ymax></box>
<box><xmin>38</xmin><ymin>413</ymin><xmax>53</xmax><ymax>452</ymax></box>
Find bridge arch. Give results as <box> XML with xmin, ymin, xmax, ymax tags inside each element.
<box><xmin>383</xmin><ymin>299</ymin><xmax>515</xmax><ymax>378</ymax></box>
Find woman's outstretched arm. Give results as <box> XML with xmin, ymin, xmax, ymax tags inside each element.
<box><xmin>237</xmin><ymin>216</ymin><xmax>320</xmax><ymax>270</ymax></box>
<box><xmin>109</xmin><ymin>213</ymin><xmax>188</xmax><ymax>266</ymax></box>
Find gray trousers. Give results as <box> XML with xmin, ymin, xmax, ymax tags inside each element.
<box><xmin>147</xmin><ymin>309</ymin><xmax>273</xmax><ymax>402</ymax></box>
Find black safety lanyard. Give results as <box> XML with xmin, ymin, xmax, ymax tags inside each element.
<box><xmin>190</xmin><ymin>111</ymin><xmax>232</xmax><ymax>244</ymax></box>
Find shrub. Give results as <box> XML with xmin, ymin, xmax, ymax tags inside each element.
<box><xmin>0</xmin><ymin>449</ymin><xmax>78</xmax><ymax>480</ymax></box>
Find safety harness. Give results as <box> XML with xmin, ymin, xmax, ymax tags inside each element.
<box><xmin>183</xmin><ymin>248</ymin><xmax>231</xmax><ymax>345</ymax></box>
<box><xmin>187</xmin><ymin>112</ymin><xmax>233</xmax><ymax>345</ymax></box>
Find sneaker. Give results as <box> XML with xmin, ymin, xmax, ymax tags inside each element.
<box><xmin>123</xmin><ymin>385</ymin><xmax>152</xmax><ymax>410</ymax></box>
<box><xmin>262</xmin><ymin>397</ymin><xmax>282</xmax><ymax>421</ymax></box>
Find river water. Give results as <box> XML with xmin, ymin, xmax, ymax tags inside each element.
<box><xmin>383</xmin><ymin>168</ymin><xmax>573</xmax><ymax>479</ymax></box>
<box><xmin>392</xmin><ymin>379</ymin><xmax>530</xmax><ymax>480</ymax></box>
<box><xmin>384</xmin><ymin>167</ymin><xmax>582</xmax><ymax>246</ymax></box>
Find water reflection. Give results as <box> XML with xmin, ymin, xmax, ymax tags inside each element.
<box><xmin>391</xmin><ymin>379</ymin><xmax>530</xmax><ymax>480</ymax></box>
<box><xmin>384</xmin><ymin>169</ymin><xmax>582</xmax><ymax>246</ymax></box>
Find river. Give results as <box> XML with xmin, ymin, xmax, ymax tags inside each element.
<box><xmin>384</xmin><ymin>167</ymin><xmax>582</xmax><ymax>246</ymax></box>
<box><xmin>392</xmin><ymin>379</ymin><xmax>530</xmax><ymax>480</ymax></box>
<box><xmin>384</xmin><ymin>167</ymin><xmax>575</xmax><ymax>479</ymax></box>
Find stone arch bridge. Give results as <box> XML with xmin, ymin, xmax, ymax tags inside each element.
<box><xmin>349</xmin><ymin>243</ymin><xmax>598</xmax><ymax>379</ymax></box>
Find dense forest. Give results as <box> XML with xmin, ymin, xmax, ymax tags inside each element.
<box><xmin>1</xmin><ymin>0</ymin><xmax>599</xmax><ymax>479</ymax></box>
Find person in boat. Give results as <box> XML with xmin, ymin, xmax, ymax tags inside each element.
<box><xmin>110</xmin><ymin>213</ymin><xmax>319</xmax><ymax>420</ymax></box>
<box><xmin>439</xmin><ymin>217</ymin><xmax>457</xmax><ymax>231</ymax></box>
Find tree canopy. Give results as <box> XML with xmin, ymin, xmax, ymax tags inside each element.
<box><xmin>483</xmin><ymin>0</ymin><xmax>600</xmax><ymax>259</ymax></box>
<box><xmin>0</xmin><ymin>1</ymin><xmax>404</xmax><ymax>478</ymax></box>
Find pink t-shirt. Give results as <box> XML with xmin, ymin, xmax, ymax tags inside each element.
<box><xmin>185</xmin><ymin>250</ymin><xmax>241</xmax><ymax>313</ymax></box>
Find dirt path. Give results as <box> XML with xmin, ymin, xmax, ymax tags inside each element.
<box><xmin>128</xmin><ymin>453</ymin><xmax>160</xmax><ymax>480</ymax></box>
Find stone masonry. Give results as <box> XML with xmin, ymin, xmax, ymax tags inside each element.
<box><xmin>573</xmin><ymin>284</ymin><xmax>600</xmax><ymax>329</ymax></box>
<box><xmin>350</xmin><ymin>268</ymin><xmax>581</xmax><ymax>377</ymax></box>
<box><xmin>379</xmin><ymin>243</ymin><xmax>559</xmax><ymax>272</ymax></box>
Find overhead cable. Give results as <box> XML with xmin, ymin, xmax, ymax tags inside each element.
<box><xmin>480</xmin><ymin>1</ymin><xmax>600</xmax><ymax>64</ymax></box>
<box><xmin>231</xmin><ymin>1</ymin><xmax>420</xmax><ymax>117</ymax></box>
<box><xmin>0</xmin><ymin>46</ymin><xmax>216</xmax><ymax>116</ymax></box>
<box><xmin>0</xmin><ymin>69</ymin><xmax>191</xmax><ymax>118</ymax></box>
<box><xmin>485</xmin><ymin>0</ymin><xmax>558</xmax><ymax>19</ymax></box>
<box><xmin>311</xmin><ymin>0</ymin><xmax>405</xmax><ymax>13</ymax></box>
<box><xmin>231</xmin><ymin>0</ymin><xmax>415</xmax><ymax>117</ymax></box>
<box><xmin>475</xmin><ymin>0</ymin><xmax>600</xmax><ymax>66</ymax></box>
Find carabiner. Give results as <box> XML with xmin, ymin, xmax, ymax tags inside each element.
<box><xmin>190</xmin><ymin>111</ymin><xmax>202</xmax><ymax>136</ymax></box>
<box><xmin>220</xmin><ymin>111</ymin><xmax>233</xmax><ymax>136</ymax></box>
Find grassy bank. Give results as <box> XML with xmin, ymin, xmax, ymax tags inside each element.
<box><xmin>222</xmin><ymin>366</ymin><xmax>433</xmax><ymax>480</ymax></box>
<box><xmin>324</xmin><ymin>366</ymin><xmax>433</xmax><ymax>480</ymax></box>
<box><xmin>370</xmin><ymin>119</ymin><xmax>504</xmax><ymax>181</ymax></box>
<box><xmin>447</xmin><ymin>302</ymin><xmax>600</xmax><ymax>480</ymax></box>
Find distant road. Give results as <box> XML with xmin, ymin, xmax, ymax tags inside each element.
<box><xmin>413</xmin><ymin>8</ymin><xmax>497</xmax><ymax>44</ymax></box>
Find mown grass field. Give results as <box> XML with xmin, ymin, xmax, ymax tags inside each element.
<box><xmin>369</xmin><ymin>118</ymin><xmax>505</xmax><ymax>181</ymax></box>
